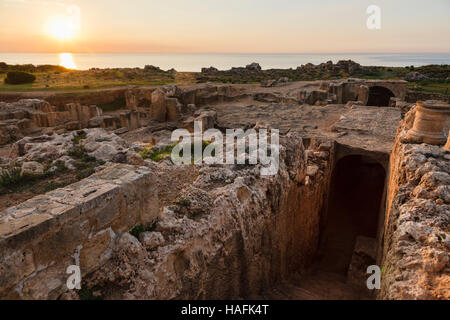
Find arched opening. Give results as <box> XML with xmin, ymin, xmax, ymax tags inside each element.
<box><xmin>317</xmin><ymin>155</ymin><xmax>386</xmax><ymax>275</ymax></box>
<box><xmin>367</xmin><ymin>86</ymin><xmax>395</xmax><ymax>107</ymax></box>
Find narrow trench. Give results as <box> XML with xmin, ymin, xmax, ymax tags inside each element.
<box><xmin>269</xmin><ymin>154</ymin><xmax>387</xmax><ymax>300</ymax></box>
<box><xmin>317</xmin><ymin>155</ymin><xmax>385</xmax><ymax>275</ymax></box>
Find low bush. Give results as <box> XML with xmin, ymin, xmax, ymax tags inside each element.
<box><xmin>0</xmin><ymin>167</ymin><xmax>22</xmax><ymax>188</ymax></box>
<box><xmin>4</xmin><ymin>71</ymin><xmax>36</xmax><ymax>85</ymax></box>
<box><xmin>71</xmin><ymin>130</ymin><xmax>87</xmax><ymax>144</ymax></box>
<box><xmin>0</xmin><ymin>166</ymin><xmax>38</xmax><ymax>194</ymax></box>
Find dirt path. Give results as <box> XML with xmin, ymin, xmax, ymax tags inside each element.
<box><xmin>0</xmin><ymin>80</ymin><xmax>318</xmax><ymax>98</ymax></box>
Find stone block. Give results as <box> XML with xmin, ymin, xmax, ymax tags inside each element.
<box><xmin>80</xmin><ymin>230</ymin><xmax>112</xmax><ymax>273</ymax></box>
<box><xmin>0</xmin><ymin>164</ymin><xmax>159</xmax><ymax>299</ymax></box>
<box><xmin>0</xmin><ymin>248</ymin><xmax>35</xmax><ymax>296</ymax></box>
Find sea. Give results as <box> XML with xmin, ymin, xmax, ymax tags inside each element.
<box><xmin>0</xmin><ymin>53</ymin><xmax>449</xmax><ymax>72</ymax></box>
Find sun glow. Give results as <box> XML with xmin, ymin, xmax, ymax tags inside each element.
<box><xmin>59</xmin><ymin>53</ymin><xmax>77</xmax><ymax>69</ymax></box>
<box><xmin>47</xmin><ymin>16</ymin><xmax>76</xmax><ymax>40</ymax></box>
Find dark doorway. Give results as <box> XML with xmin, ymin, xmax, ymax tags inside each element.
<box><xmin>367</xmin><ymin>86</ymin><xmax>395</xmax><ymax>107</ymax></box>
<box><xmin>317</xmin><ymin>155</ymin><xmax>386</xmax><ymax>275</ymax></box>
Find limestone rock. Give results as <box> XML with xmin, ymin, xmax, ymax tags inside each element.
<box><xmin>144</xmin><ymin>65</ymin><xmax>162</xmax><ymax>72</ymax></box>
<box><xmin>297</xmin><ymin>89</ymin><xmax>329</xmax><ymax>105</ymax></box>
<box><xmin>126</xmin><ymin>151</ymin><xmax>144</xmax><ymax>166</ymax></box>
<box><xmin>139</xmin><ymin>231</ymin><xmax>165</xmax><ymax>250</ymax></box>
<box><xmin>347</xmin><ymin>236</ymin><xmax>377</xmax><ymax>289</ymax></box>
<box><xmin>405</xmin><ymin>72</ymin><xmax>429</xmax><ymax>82</ymax></box>
<box><xmin>261</xmin><ymin>79</ymin><xmax>277</xmax><ymax>88</ymax></box>
<box><xmin>194</xmin><ymin>110</ymin><xmax>217</xmax><ymax>131</ymax></box>
<box><xmin>380</xmin><ymin>107</ymin><xmax>450</xmax><ymax>300</ymax></box>
<box><xmin>21</xmin><ymin>161</ymin><xmax>44</xmax><ymax>176</ymax></box>
<box><xmin>306</xmin><ymin>165</ymin><xmax>319</xmax><ymax>177</ymax></box>
<box><xmin>10</xmin><ymin>128</ymin><xmax>141</xmax><ymax>168</ymax></box>
<box><xmin>150</xmin><ymin>89</ymin><xmax>168</xmax><ymax>122</ymax></box>
<box><xmin>201</xmin><ymin>66</ymin><xmax>218</xmax><ymax>74</ymax></box>
<box><xmin>245</xmin><ymin>62</ymin><xmax>262</xmax><ymax>72</ymax></box>
<box><xmin>165</xmin><ymin>97</ymin><xmax>182</xmax><ymax>122</ymax></box>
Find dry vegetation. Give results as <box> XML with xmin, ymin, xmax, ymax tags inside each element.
<box><xmin>0</xmin><ymin>63</ymin><xmax>176</xmax><ymax>91</ymax></box>
<box><xmin>0</xmin><ymin>62</ymin><xmax>448</xmax><ymax>95</ymax></box>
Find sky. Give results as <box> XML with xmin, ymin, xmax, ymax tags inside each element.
<box><xmin>0</xmin><ymin>0</ymin><xmax>449</xmax><ymax>53</ymax></box>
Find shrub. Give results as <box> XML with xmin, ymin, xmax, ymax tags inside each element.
<box><xmin>76</xmin><ymin>168</ymin><xmax>95</xmax><ymax>180</ymax></box>
<box><xmin>0</xmin><ymin>62</ymin><xmax>7</xmax><ymax>72</ymax></box>
<box><xmin>0</xmin><ymin>167</ymin><xmax>22</xmax><ymax>187</ymax></box>
<box><xmin>129</xmin><ymin>224</ymin><xmax>147</xmax><ymax>238</ymax></box>
<box><xmin>42</xmin><ymin>181</ymin><xmax>68</xmax><ymax>193</ymax></box>
<box><xmin>0</xmin><ymin>166</ymin><xmax>37</xmax><ymax>194</ymax></box>
<box><xmin>68</xmin><ymin>145</ymin><xmax>95</xmax><ymax>163</ymax></box>
<box><xmin>78</xmin><ymin>285</ymin><xmax>104</xmax><ymax>300</ymax></box>
<box><xmin>71</xmin><ymin>130</ymin><xmax>87</xmax><ymax>144</ymax></box>
<box><xmin>129</xmin><ymin>222</ymin><xmax>156</xmax><ymax>238</ymax></box>
<box><xmin>5</xmin><ymin>71</ymin><xmax>36</xmax><ymax>85</ymax></box>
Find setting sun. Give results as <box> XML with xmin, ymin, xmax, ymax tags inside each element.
<box><xmin>59</xmin><ymin>53</ymin><xmax>77</xmax><ymax>69</ymax></box>
<box><xmin>47</xmin><ymin>16</ymin><xmax>76</xmax><ymax>40</ymax></box>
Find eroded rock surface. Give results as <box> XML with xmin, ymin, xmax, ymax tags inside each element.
<box><xmin>6</xmin><ymin>128</ymin><xmax>138</xmax><ymax>167</ymax></box>
<box><xmin>381</xmin><ymin>106</ymin><xmax>450</xmax><ymax>300</ymax></box>
<box><xmin>0</xmin><ymin>80</ymin><xmax>448</xmax><ymax>301</ymax></box>
<box><xmin>79</xmin><ymin>133</ymin><xmax>332</xmax><ymax>299</ymax></box>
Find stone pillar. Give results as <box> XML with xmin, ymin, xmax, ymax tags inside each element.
<box><xmin>405</xmin><ymin>100</ymin><xmax>450</xmax><ymax>145</ymax></box>
<box><xmin>150</xmin><ymin>89</ymin><xmax>167</xmax><ymax>122</ymax></box>
<box><xmin>358</xmin><ymin>85</ymin><xmax>369</xmax><ymax>105</ymax></box>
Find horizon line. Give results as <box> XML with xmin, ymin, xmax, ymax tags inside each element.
<box><xmin>1</xmin><ymin>52</ymin><xmax>450</xmax><ymax>55</ymax></box>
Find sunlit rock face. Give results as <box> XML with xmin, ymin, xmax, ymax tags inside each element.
<box><xmin>381</xmin><ymin>105</ymin><xmax>450</xmax><ymax>300</ymax></box>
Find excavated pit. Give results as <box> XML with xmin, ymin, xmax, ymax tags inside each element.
<box><xmin>318</xmin><ymin>155</ymin><xmax>385</xmax><ymax>275</ymax></box>
<box><xmin>264</xmin><ymin>147</ymin><xmax>388</xmax><ymax>300</ymax></box>
<box><xmin>3</xmin><ymin>83</ymin><xmax>447</xmax><ymax>301</ymax></box>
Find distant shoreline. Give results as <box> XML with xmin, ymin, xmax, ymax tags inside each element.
<box><xmin>0</xmin><ymin>53</ymin><xmax>449</xmax><ymax>72</ymax></box>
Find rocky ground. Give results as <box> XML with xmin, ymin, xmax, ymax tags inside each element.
<box><xmin>0</xmin><ymin>76</ymin><xmax>448</xmax><ymax>300</ymax></box>
<box><xmin>0</xmin><ymin>128</ymin><xmax>144</xmax><ymax>210</ymax></box>
<box><xmin>0</xmin><ymin>80</ymin><xmax>404</xmax><ymax>209</ymax></box>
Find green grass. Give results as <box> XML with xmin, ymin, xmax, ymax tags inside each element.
<box><xmin>139</xmin><ymin>141</ymin><xmax>212</xmax><ymax>163</ymax></box>
<box><xmin>68</xmin><ymin>145</ymin><xmax>103</xmax><ymax>180</ymax></box>
<box><xmin>0</xmin><ymin>163</ymin><xmax>72</xmax><ymax>195</ymax></box>
<box><xmin>41</xmin><ymin>181</ymin><xmax>70</xmax><ymax>193</ymax></box>
<box><xmin>0</xmin><ymin>63</ymin><xmax>447</xmax><ymax>95</ymax></box>
<box><xmin>0</xmin><ymin>68</ymin><xmax>175</xmax><ymax>92</ymax></box>
<box><xmin>78</xmin><ymin>285</ymin><xmax>104</xmax><ymax>301</ymax></box>
<box><xmin>0</xmin><ymin>79</ymin><xmax>175</xmax><ymax>92</ymax></box>
<box><xmin>0</xmin><ymin>131</ymin><xmax>104</xmax><ymax>198</ymax></box>
<box><xmin>68</xmin><ymin>145</ymin><xmax>96</xmax><ymax>163</ymax></box>
<box><xmin>139</xmin><ymin>143</ymin><xmax>177</xmax><ymax>162</ymax></box>
<box><xmin>71</xmin><ymin>130</ymin><xmax>88</xmax><ymax>144</ymax></box>
<box><xmin>407</xmin><ymin>81</ymin><xmax>450</xmax><ymax>95</ymax></box>
<box><xmin>129</xmin><ymin>222</ymin><xmax>157</xmax><ymax>238</ymax></box>
<box><xmin>68</xmin><ymin>132</ymin><xmax>104</xmax><ymax>180</ymax></box>
<box><xmin>196</xmin><ymin>65</ymin><xmax>449</xmax><ymax>94</ymax></box>
<box><xmin>129</xmin><ymin>224</ymin><xmax>147</xmax><ymax>238</ymax></box>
